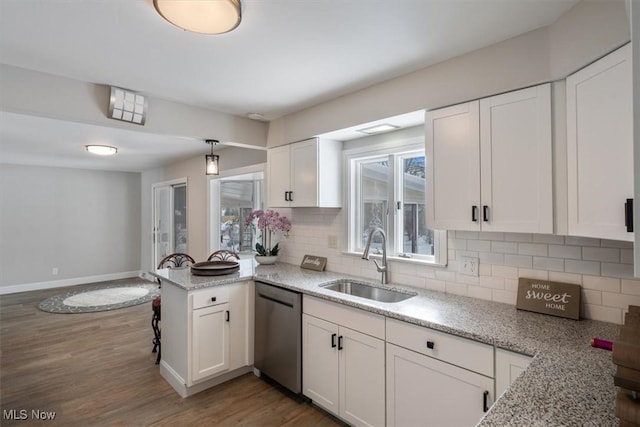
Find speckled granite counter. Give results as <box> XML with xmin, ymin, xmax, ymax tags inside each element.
<box><xmin>152</xmin><ymin>261</ymin><xmax>620</xmax><ymax>426</ymax></box>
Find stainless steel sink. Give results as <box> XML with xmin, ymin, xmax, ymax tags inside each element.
<box><xmin>321</xmin><ymin>280</ymin><xmax>417</xmax><ymax>303</ymax></box>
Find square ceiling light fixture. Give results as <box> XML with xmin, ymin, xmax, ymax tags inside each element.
<box><xmin>109</xmin><ymin>86</ymin><xmax>147</xmax><ymax>125</ymax></box>
<box><xmin>356</xmin><ymin>123</ymin><xmax>400</xmax><ymax>135</ymax></box>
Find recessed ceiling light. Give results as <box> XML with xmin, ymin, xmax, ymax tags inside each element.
<box><xmin>85</xmin><ymin>145</ymin><xmax>118</xmax><ymax>156</ymax></box>
<box><xmin>356</xmin><ymin>124</ymin><xmax>400</xmax><ymax>135</ymax></box>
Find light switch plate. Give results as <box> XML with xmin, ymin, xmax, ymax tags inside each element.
<box><xmin>327</xmin><ymin>235</ymin><xmax>338</xmax><ymax>249</ymax></box>
<box><xmin>459</xmin><ymin>256</ymin><xmax>479</xmax><ymax>276</ymax></box>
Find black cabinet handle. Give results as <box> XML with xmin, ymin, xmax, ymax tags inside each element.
<box><xmin>625</xmin><ymin>199</ymin><xmax>633</xmax><ymax>232</ymax></box>
<box><xmin>289</xmin><ymin>191</ymin><xmax>293</xmax><ymax>202</ymax></box>
<box><xmin>472</xmin><ymin>206</ymin><xmax>478</xmax><ymax>222</ymax></box>
<box><xmin>331</xmin><ymin>333</ymin><xmax>337</xmax><ymax>348</ymax></box>
<box><xmin>483</xmin><ymin>205</ymin><xmax>489</xmax><ymax>222</ymax></box>
<box><xmin>284</xmin><ymin>191</ymin><xmax>289</xmax><ymax>201</ymax></box>
<box><xmin>211</xmin><ymin>297</ymin><xmax>217</xmax><ymax>302</ymax></box>
<box><xmin>225</xmin><ymin>310</ymin><xmax>230</xmax><ymax>322</ymax></box>
<box><xmin>483</xmin><ymin>390</ymin><xmax>490</xmax><ymax>412</ymax></box>
<box><xmin>338</xmin><ymin>335</ymin><xmax>343</xmax><ymax>350</ymax></box>
<box><xmin>426</xmin><ymin>341</ymin><xmax>435</xmax><ymax>350</ymax></box>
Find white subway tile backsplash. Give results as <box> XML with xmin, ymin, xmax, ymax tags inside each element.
<box><xmin>468</xmin><ymin>240</ymin><xmax>491</xmax><ymax>252</ymax></box>
<box><xmin>445</xmin><ymin>282</ymin><xmax>468</xmax><ymax>296</ymax></box>
<box><xmin>533</xmin><ymin>257</ymin><xmax>564</xmax><ymax>272</ymax></box>
<box><xmin>518</xmin><ymin>269</ymin><xmax>549</xmax><ymax>281</ymax></box>
<box><xmin>602</xmin><ymin>292</ymin><xmax>640</xmax><ymax>310</ymax></box>
<box><xmin>582</xmin><ymin>275</ymin><xmax>620</xmax><ymax>293</ymax></box>
<box><xmin>492</xmin><ymin>290</ymin><xmax>518</xmax><ymax>305</ymax></box>
<box><xmin>582</xmin><ymin>304</ymin><xmax>622</xmax><ymax>324</ymax></box>
<box><xmin>480</xmin><ymin>252</ymin><xmax>505</xmax><ymax>265</ymax></box>
<box><xmin>504</xmin><ymin>254</ymin><xmax>533</xmax><ymax>269</ymax></box>
<box><xmin>564</xmin><ymin>259</ymin><xmax>600</xmax><ymax>275</ymax></box>
<box><xmin>622</xmin><ymin>279</ymin><xmax>640</xmax><ymax>296</ymax></box>
<box><xmin>504</xmin><ymin>233</ymin><xmax>534</xmax><ymax>243</ymax></box>
<box><xmin>518</xmin><ymin>243</ymin><xmax>548</xmax><ymax>257</ymax></box>
<box><xmin>565</xmin><ymin>236</ymin><xmax>601</xmax><ymax>247</ymax></box>
<box><xmin>601</xmin><ymin>262</ymin><xmax>634</xmax><ymax>278</ymax></box>
<box><xmin>621</xmin><ymin>249</ymin><xmax>634</xmax><ymax>265</ymax></box>
<box><xmin>284</xmin><ymin>209</ymin><xmax>635</xmax><ymax>325</ymax></box>
<box><xmin>548</xmin><ymin>245</ymin><xmax>582</xmax><ymax>260</ymax></box>
<box><xmin>533</xmin><ymin>234</ymin><xmax>565</xmax><ymax>245</ymax></box>
<box><xmin>491</xmin><ymin>241</ymin><xmax>518</xmax><ymax>254</ymax></box>
<box><xmin>478</xmin><ymin>231</ymin><xmax>505</xmax><ymax>241</ymax></box>
<box><xmin>548</xmin><ymin>271</ymin><xmax>582</xmax><ymax>285</ymax></box>
<box><xmin>582</xmin><ymin>247</ymin><xmax>620</xmax><ymax>263</ymax></box>
<box><xmin>492</xmin><ymin>265</ymin><xmax>519</xmax><ymax>280</ymax></box>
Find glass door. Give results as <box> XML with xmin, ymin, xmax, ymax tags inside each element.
<box><xmin>153</xmin><ymin>180</ymin><xmax>187</xmax><ymax>268</ymax></box>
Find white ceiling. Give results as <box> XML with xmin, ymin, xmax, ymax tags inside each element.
<box><xmin>0</xmin><ymin>0</ymin><xmax>580</xmax><ymax>172</ymax></box>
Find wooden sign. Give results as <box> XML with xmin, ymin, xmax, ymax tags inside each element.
<box><xmin>300</xmin><ymin>255</ymin><xmax>327</xmax><ymax>271</ymax></box>
<box><xmin>516</xmin><ymin>278</ymin><xmax>581</xmax><ymax>320</ymax></box>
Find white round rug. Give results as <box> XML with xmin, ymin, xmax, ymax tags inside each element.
<box><xmin>38</xmin><ymin>283</ymin><xmax>160</xmax><ymax>314</ymax></box>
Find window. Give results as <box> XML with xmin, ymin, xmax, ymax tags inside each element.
<box><xmin>348</xmin><ymin>142</ymin><xmax>445</xmax><ymax>265</ymax></box>
<box><xmin>209</xmin><ymin>167</ymin><xmax>264</xmax><ymax>254</ymax></box>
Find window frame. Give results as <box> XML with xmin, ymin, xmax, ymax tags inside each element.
<box><xmin>345</xmin><ymin>139</ymin><xmax>447</xmax><ymax>266</ymax></box>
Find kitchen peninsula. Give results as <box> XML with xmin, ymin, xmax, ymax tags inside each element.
<box><xmin>153</xmin><ymin>261</ymin><xmax>620</xmax><ymax>426</ymax></box>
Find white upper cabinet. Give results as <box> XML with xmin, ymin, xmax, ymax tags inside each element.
<box><xmin>566</xmin><ymin>44</ymin><xmax>633</xmax><ymax>241</ymax></box>
<box><xmin>267</xmin><ymin>137</ymin><xmax>342</xmax><ymax>208</ymax></box>
<box><xmin>426</xmin><ymin>84</ymin><xmax>553</xmax><ymax>233</ymax></box>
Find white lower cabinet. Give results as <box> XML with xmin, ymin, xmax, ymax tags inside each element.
<box><xmin>386</xmin><ymin>343</ymin><xmax>494</xmax><ymax>427</ymax></box>
<box><xmin>191</xmin><ymin>301</ymin><xmax>230</xmax><ymax>381</ymax></box>
<box><xmin>495</xmin><ymin>348</ymin><xmax>532</xmax><ymax>399</ymax></box>
<box><xmin>385</xmin><ymin>318</ymin><xmax>495</xmax><ymax>427</ymax></box>
<box><xmin>302</xmin><ymin>297</ymin><xmax>385</xmax><ymax>427</ymax></box>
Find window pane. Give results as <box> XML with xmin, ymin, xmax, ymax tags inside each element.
<box><xmin>360</xmin><ymin>160</ymin><xmax>389</xmax><ymax>251</ymax></box>
<box><xmin>220</xmin><ymin>181</ymin><xmax>255</xmax><ymax>252</ymax></box>
<box><xmin>402</xmin><ymin>156</ymin><xmax>433</xmax><ymax>256</ymax></box>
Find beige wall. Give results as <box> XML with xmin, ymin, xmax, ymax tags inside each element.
<box><xmin>268</xmin><ymin>0</ymin><xmax>630</xmax><ymax>147</ymax></box>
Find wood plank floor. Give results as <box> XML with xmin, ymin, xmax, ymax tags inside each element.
<box><xmin>0</xmin><ymin>279</ymin><xmax>346</xmax><ymax>426</ymax></box>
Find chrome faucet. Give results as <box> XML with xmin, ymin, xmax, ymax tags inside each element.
<box><xmin>362</xmin><ymin>227</ymin><xmax>388</xmax><ymax>284</ymax></box>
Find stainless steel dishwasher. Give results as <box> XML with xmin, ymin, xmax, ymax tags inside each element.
<box><xmin>254</xmin><ymin>281</ymin><xmax>302</xmax><ymax>394</ymax></box>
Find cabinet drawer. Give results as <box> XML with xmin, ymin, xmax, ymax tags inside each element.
<box><xmin>191</xmin><ymin>287</ymin><xmax>230</xmax><ymax>310</ymax></box>
<box><xmin>303</xmin><ymin>295</ymin><xmax>385</xmax><ymax>339</ymax></box>
<box><xmin>386</xmin><ymin>318</ymin><xmax>493</xmax><ymax>377</ymax></box>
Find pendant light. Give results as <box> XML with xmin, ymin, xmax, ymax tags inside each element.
<box><xmin>153</xmin><ymin>0</ymin><xmax>242</xmax><ymax>35</ymax></box>
<box><xmin>205</xmin><ymin>139</ymin><xmax>220</xmax><ymax>175</ymax></box>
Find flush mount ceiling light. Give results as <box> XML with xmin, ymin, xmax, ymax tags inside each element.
<box><xmin>205</xmin><ymin>139</ymin><xmax>220</xmax><ymax>175</ymax></box>
<box><xmin>109</xmin><ymin>86</ymin><xmax>147</xmax><ymax>125</ymax></box>
<box><xmin>154</xmin><ymin>0</ymin><xmax>242</xmax><ymax>35</ymax></box>
<box><xmin>356</xmin><ymin>123</ymin><xmax>400</xmax><ymax>135</ymax></box>
<box><xmin>85</xmin><ymin>145</ymin><xmax>118</xmax><ymax>156</ymax></box>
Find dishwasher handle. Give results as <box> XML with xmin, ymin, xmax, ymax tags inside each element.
<box><xmin>257</xmin><ymin>292</ymin><xmax>294</xmax><ymax>308</ymax></box>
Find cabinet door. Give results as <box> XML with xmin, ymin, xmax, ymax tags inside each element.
<box><xmin>426</xmin><ymin>101</ymin><xmax>481</xmax><ymax>231</ymax></box>
<box><xmin>339</xmin><ymin>326</ymin><xmax>385</xmax><ymax>427</ymax></box>
<box><xmin>480</xmin><ymin>84</ymin><xmax>552</xmax><ymax>233</ymax></box>
<box><xmin>191</xmin><ymin>302</ymin><xmax>230</xmax><ymax>382</ymax></box>
<box><xmin>267</xmin><ymin>145</ymin><xmax>291</xmax><ymax>208</ymax></box>
<box><xmin>386</xmin><ymin>343</ymin><xmax>494</xmax><ymax>427</ymax></box>
<box><xmin>290</xmin><ymin>139</ymin><xmax>318</xmax><ymax>207</ymax></box>
<box><xmin>495</xmin><ymin>349</ymin><xmax>532</xmax><ymax>399</ymax></box>
<box><xmin>228</xmin><ymin>283</ymin><xmax>249</xmax><ymax>371</ymax></box>
<box><xmin>302</xmin><ymin>314</ymin><xmax>340</xmax><ymax>415</ymax></box>
<box><xmin>567</xmin><ymin>44</ymin><xmax>633</xmax><ymax>241</ymax></box>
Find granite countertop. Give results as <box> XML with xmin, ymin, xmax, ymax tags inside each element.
<box><xmin>151</xmin><ymin>261</ymin><xmax>620</xmax><ymax>426</ymax></box>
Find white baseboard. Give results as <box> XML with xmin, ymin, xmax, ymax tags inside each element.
<box><xmin>160</xmin><ymin>361</ymin><xmax>253</xmax><ymax>398</ymax></box>
<box><xmin>0</xmin><ymin>270</ymin><xmax>144</xmax><ymax>295</ymax></box>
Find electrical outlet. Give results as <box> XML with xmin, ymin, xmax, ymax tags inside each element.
<box><xmin>459</xmin><ymin>256</ymin><xmax>479</xmax><ymax>276</ymax></box>
<box><xmin>328</xmin><ymin>235</ymin><xmax>338</xmax><ymax>249</ymax></box>
<box><xmin>52</xmin><ymin>267</ymin><xmax>59</xmax><ymax>275</ymax></box>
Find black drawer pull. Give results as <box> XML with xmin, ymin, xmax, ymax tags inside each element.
<box><xmin>225</xmin><ymin>310</ymin><xmax>230</xmax><ymax>322</ymax></box>
<box><xmin>483</xmin><ymin>390</ymin><xmax>490</xmax><ymax>412</ymax></box>
<box><xmin>426</xmin><ymin>341</ymin><xmax>435</xmax><ymax>350</ymax></box>
<box><xmin>483</xmin><ymin>205</ymin><xmax>489</xmax><ymax>222</ymax></box>
<box><xmin>472</xmin><ymin>205</ymin><xmax>478</xmax><ymax>222</ymax></box>
<box><xmin>338</xmin><ymin>335</ymin><xmax>343</xmax><ymax>350</ymax></box>
<box><xmin>289</xmin><ymin>191</ymin><xmax>293</xmax><ymax>202</ymax></box>
<box><xmin>331</xmin><ymin>333</ymin><xmax>337</xmax><ymax>348</ymax></box>
<box><xmin>625</xmin><ymin>199</ymin><xmax>633</xmax><ymax>232</ymax></box>
<box><xmin>210</xmin><ymin>297</ymin><xmax>217</xmax><ymax>302</ymax></box>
